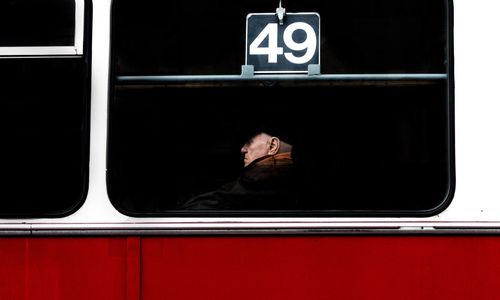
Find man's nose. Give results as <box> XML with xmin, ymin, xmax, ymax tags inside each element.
<box><xmin>241</xmin><ymin>146</ymin><xmax>247</xmax><ymax>153</ymax></box>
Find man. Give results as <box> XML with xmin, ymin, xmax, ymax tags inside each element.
<box><xmin>180</xmin><ymin>132</ymin><xmax>298</xmax><ymax>210</ymax></box>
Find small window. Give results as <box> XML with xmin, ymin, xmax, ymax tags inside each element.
<box><xmin>0</xmin><ymin>0</ymin><xmax>91</xmax><ymax>217</ymax></box>
<box><xmin>0</xmin><ymin>0</ymin><xmax>84</xmax><ymax>55</ymax></box>
<box><xmin>109</xmin><ymin>0</ymin><xmax>453</xmax><ymax>216</ymax></box>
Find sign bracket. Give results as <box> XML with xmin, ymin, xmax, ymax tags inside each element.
<box><xmin>276</xmin><ymin>1</ymin><xmax>286</xmax><ymax>25</ymax></box>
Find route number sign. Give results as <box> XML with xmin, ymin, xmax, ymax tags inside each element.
<box><xmin>246</xmin><ymin>13</ymin><xmax>320</xmax><ymax>73</ymax></box>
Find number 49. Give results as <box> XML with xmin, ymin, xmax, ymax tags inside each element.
<box><xmin>249</xmin><ymin>22</ymin><xmax>317</xmax><ymax>65</ymax></box>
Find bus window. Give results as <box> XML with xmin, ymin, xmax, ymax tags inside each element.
<box><xmin>108</xmin><ymin>0</ymin><xmax>453</xmax><ymax>216</ymax></box>
<box><xmin>0</xmin><ymin>0</ymin><xmax>91</xmax><ymax>217</ymax></box>
<box><xmin>0</xmin><ymin>0</ymin><xmax>84</xmax><ymax>55</ymax></box>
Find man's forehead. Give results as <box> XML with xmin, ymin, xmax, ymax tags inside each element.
<box><xmin>245</xmin><ymin>132</ymin><xmax>270</xmax><ymax>144</ymax></box>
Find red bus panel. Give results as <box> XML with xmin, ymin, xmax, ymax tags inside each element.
<box><xmin>2</xmin><ymin>236</ymin><xmax>500</xmax><ymax>299</ymax></box>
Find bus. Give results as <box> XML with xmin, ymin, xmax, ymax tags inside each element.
<box><xmin>1</xmin><ymin>0</ymin><xmax>500</xmax><ymax>299</ymax></box>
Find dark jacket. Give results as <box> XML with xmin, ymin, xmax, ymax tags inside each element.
<box><xmin>181</xmin><ymin>152</ymin><xmax>298</xmax><ymax>210</ymax></box>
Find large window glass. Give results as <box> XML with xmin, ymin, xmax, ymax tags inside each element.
<box><xmin>109</xmin><ymin>0</ymin><xmax>453</xmax><ymax>216</ymax></box>
<box><xmin>0</xmin><ymin>0</ymin><xmax>91</xmax><ymax>217</ymax></box>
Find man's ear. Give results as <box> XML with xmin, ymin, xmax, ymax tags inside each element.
<box><xmin>267</xmin><ymin>137</ymin><xmax>280</xmax><ymax>155</ymax></box>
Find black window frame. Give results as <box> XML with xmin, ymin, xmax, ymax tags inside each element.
<box><xmin>0</xmin><ymin>0</ymin><xmax>92</xmax><ymax>218</ymax></box>
<box><xmin>107</xmin><ymin>0</ymin><xmax>455</xmax><ymax>218</ymax></box>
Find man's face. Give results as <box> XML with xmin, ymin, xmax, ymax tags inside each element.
<box><xmin>240</xmin><ymin>133</ymin><xmax>271</xmax><ymax>167</ymax></box>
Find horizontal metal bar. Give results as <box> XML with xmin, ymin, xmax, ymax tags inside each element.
<box><xmin>117</xmin><ymin>73</ymin><xmax>448</xmax><ymax>83</ymax></box>
<box><xmin>0</xmin><ymin>46</ymin><xmax>79</xmax><ymax>56</ymax></box>
<box><xmin>5</xmin><ymin>227</ymin><xmax>500</xmax><ymax>237</ymax></box>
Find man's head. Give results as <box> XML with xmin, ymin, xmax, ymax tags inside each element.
<box><xmin>240</xmin><ymin>132</ymin><xmax>293</xmax><ymax>167</ymax></box>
